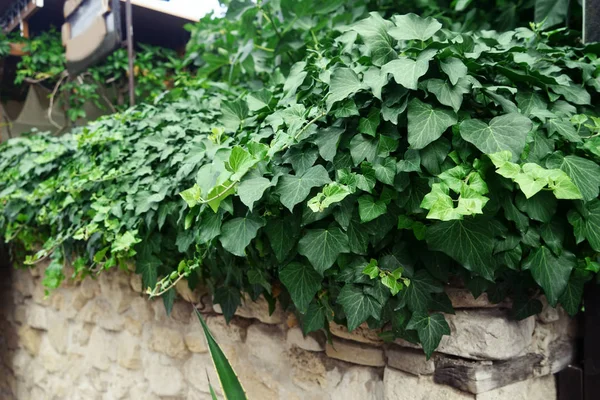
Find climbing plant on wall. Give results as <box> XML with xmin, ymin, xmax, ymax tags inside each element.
<box><xmin>1</xmin><ymin>0</ymin><xmax>599</xmax><ymax>358</ymax></box>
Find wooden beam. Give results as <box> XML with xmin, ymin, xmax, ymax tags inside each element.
<box><xmin>2</xmin><ymin>1</ymin><xmax>41</xmax><ymax>34</ymax></box>
<box><xmin>8</xmin><ymin>42</ymin><xmax>26</xmax><ymax>56</ymax></box>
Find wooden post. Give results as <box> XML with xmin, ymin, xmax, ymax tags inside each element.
<box><xmin>126</xmin><ymin>0</ymin><xmax>135</xmax><ymax>106</ymax></box>
<box><xmin>584</xmin><ymin>0</ymin><xmax>600</xmax><ymax>43</ymax></box>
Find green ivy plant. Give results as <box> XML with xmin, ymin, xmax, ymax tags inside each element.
<box><xmin>1</xmin><ymin>0</ymin><xmax>600</xmax><ymax>359</ymax></box>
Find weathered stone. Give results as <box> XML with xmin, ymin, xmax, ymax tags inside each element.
<box><xmin>330</xmin><ymin>322</ymin><xmax>384</xmax><ymax>346</ymax></box>
<box><xmin>434</xmin><ymin>353</ymin><xmax>544</xmax><ymax>394</ymax></box>
<box><xmin>331</xmin><ymin>367</ymin><xmax>385</xmax><ymax>400</ymax></box>
<box><xmin>326</xmin><ymin>339</ymin><xmax>385</xmax><ymax>367</ymax></box>
<box><xmin>145</xmin><ymin>363</ymin><xmax>185</xmax><ymax>397</ymax></box>
<box><xmin>25</xmin><ymin>304</ymin><xmax>48</xmax><ymax>330</ymax></box>
<box><xmin>436</xmin><ymin>310</ymin><xmax>535</xmax><ymax>360</ymax></box>
<box><xmin>287</xmin><ymin>327</ymin><xmax>324</xmax><ymax>352</ymax></box>
<box><xmin>47</xmin><ymin>316</ymin><xmax>69</xmax><ymax>354</ymax></box>
<box><xmin>176</xmin><ymin>279</ymin><xmax>200</xmax><ymax>303</ymax></box>
<box><xmin>537</xmin><ymin>296</ymin><xmax>561</xmax><ymax>324</ymax></box>
<box><xmin>446</xmin><ymin>288</ymin><xmax>510</xmax><ymax>309</ymax></box>
<box><xmin>13</xmin><ymin>305</ymin><xmax>26</xmax><ymax>324</ymax></box>
<box><xmin>18</xmin><ymin>326</ymin><xmax>41</xmax><ymax>356</ymax></box>
<box><xmin>79</xmin><ymin>298</ymin><xmax>125</xmax><ymax>331</ymax></box>
<box><xmin>386</xmin><ymin>345</ymin><xmax>435</xmax><ymax>375</ymax></box>
<box><xmin>213</xmin><ymin>294</ymin><xmax>285</xmax><ymax>324</ymax></box>
<box><xmin>129</xmin><ymin>274</ymin><xmax>143</xmax><ymax>294</ymax></box>
<box><xmin>170</xmin><ymin>301</ymin><xmax>194</xmax><ymax>324</ymax></box>
<box><xmin>184</xmin><ymin>354</ymin><xmax>218</xmax><ymax>393</ymax></box>
<box><xmin>184</xmin><ymin>331</ymin><xmax>208</xmax><ymax>353</ymax></box>
<box><xmin>384</xmin><ymin>367</ymin><xmax>474</xmax><ymax>400</ymax></box>
<box><xmin>70</xmin><ymin>291</ymin><xmax>89</xmax><ymax>312</ymax></box>
<box><xmin>149</xmin><ymin>326</ymin><xmax>188</xmax><ymax>359</ymax></box>
<box><xmin>80</xmin><ymin>277</ymin><xmax>101</xmax><ymax>299</ymax></box>
<box><xmin>118</xmin><ymin>332</ymin><xmax>141</xmax><ymax>370</ymax></box>
<box><xmin>85</xmin><ymin>328</ymin><xmax>115</xmax><ymax>371</ymax></box>
<box><xmin>477</xmin><ymin>375</ymin><xmax>556</xmax><ymax>400</ymax></box>
<box><xmin>205</xmin><ymin>315</ymin><xmax>246</xmax><ymax>344</ymax></box>
<box><xmin>246</xmin><ymin>323</ymin><xmax>286</xmax><ymax>366</ymax></box>
<box><xmin>287</xmin><ymin>347</ymin><xmax>328</xmax><ymax>390</ymax></box>
<box><xmin>13</xmin><ymin>270</ymin><xmax>35</xmax><ymax>297</ymax></box>
<box><xmin>39</xmin><ymin>337</ymin><xmax>63</xmax><ymax>373</ymax></box>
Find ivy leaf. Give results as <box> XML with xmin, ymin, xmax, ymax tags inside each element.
<box><xmin>358</xmin><ymin>195</ymin><xmax>387</xmax><ymax>223</ymax></box>
<box><xmin>265</xmin><ymin>215</ymin><xmax>300</xmax><ymax>262</ymax></box>
<box><xmin>550</xmin><ymin>83</ymin><xmax>591</xmax><ymax>105</ymax></box>
<box><xmin>406</xmin><ymin>312</ymin><xmax>450</xmax><ymax>359</ymax></box>
<box><xmin>382</xmin><ymin>50</ymin><xmax>435</xmax><ymax>90</ymax></box>
<box><xmin>279</xmin><ymin>262</ymin><xmax>322</xmax><ymax>313</ymax></box>
<box><xmin>459</xmin><ymin>114</ymin><xmax>532</xmax><ymax>160</ymax></box>
<box><xmin>404</xmin><ymin>270</ymin><xmax>444</xmax><ymax>312</ymax></box>
<box><xmin>221</xmin><ymin>99</ymin><xmax>249</xmax><ymax>132</ymax></box>
<box><xmin>358</xmin><ymin>107</ymin><xmax>381</xmax><ymax>137</ymax></box>
<box><xmin>312</xmin><ymin>127</ymin><xmax>344</xmax><ymax>162</ymax></box>
<box><xmin>228</xmin><ymin>146</ymin><xmax>258</xmax><ymax>181</ymax></box>
<box><xmin>327</xmin><ymin>68</ymin><xmax>366</xmax><ymax>110</ymax></box>
<box><xmin>407</xmin><ymin>98</ymin><xmax>457</xmax><ymax>149</ymax></box>
<box><xmin>389</xmin><ymin>13</ymin><xmax>442</xmax><ymax>41</ymax></box>
<box><xmin>351</xmin><ymin>12</ymin><xmax>397</xmax><ymax>66</ymax></box>
<box><xmin>373</xmin><ymin>157</ymin><xmax>397</xmax><ymax>184</ymax></box>
<box><xmin>350</xmin><ymin>135</ymin><xmax>378</xmax><ymax>166</ymax></box>
<box><xmin>440</xmin><ymin>57</ymin><xmax>468</xmax><ymax>85</ymax></box>
<box><xmin>511</xmin><ymin>296</ymin><xmax>543</xmax><ymax>320</ymax></box>
<box><xmin>276</xmin><ymin>165</ymin><xmax>331</xmax><ymax>212</ymax></box>
<box><xmin>535</xmin><ymin>0</ymin><xmax>569</xmax><ymax>28</ymax></box>
<box><xmin>180</xmin><ymin>184</ymin><xmax>202</xmax><ymax>208</ymax></box>
<box><xmin>515</xmin><ymin>91</ymin><xmax>547</xmax><ymax>116</ymax></box>
<box><xmin>238</xmin><ymin>177</ymin><xmax>271</xmax><ymax>211</ymax></box>
<box><xmin>214</xmin><ymin>286</ymin><xmax>241</xmax><ymax>322</ymax></box>
<box><xmin>219</xmin><ymin>216</ymin><xmax>265</xmax><ymax>257</ymax></box>
<box><xmin>546</xmin><ymin>154</ymin><xmax>600</xmax><ymax>202</ymax></box>
<box><xmin>298</xmin><ymin>227</ymin><xmax>350</xmax><ymax>274</ymax></box>
<box><xmin>568</xmin><ymin>200</ymin><xmax>600</xmax><ymax>252</ymax></box>
<box><xmin>426</xmin><ymin>78</ymin><xmax>470</xmax><ymax>112</ymax></box>
<box><xmin>522</xmin><ymin>247</ymin><xmax>575</xmax><ymax>306</ymax></box>
<box><xmin>546</xmin><ymin>118</ymin><xmax>581</xmax><ymax>142</ymax></box>
<box><xmin>426</xmin><ymin>218</ymin><xmax>496</xmax><ymax>280</ymax></box>
<box><xmin>559</xmin><ymin>272</ymin><xmax>585</xmax><ymax>316</ymax></box>
<box><xmin>337</xmin><ymin>284</ymin><xmax>382</xmax><ymax>331</ymax></box>
<box><xmin>302</xmin><ymin>302</ymin><xmax>327</xmax><ymax>334</ymax></box>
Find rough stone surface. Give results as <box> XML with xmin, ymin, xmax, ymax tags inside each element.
<box><xmin>286</xmin><ymin>326</ymin><xmax>324</xmax><ymax>352</ymax></box>
<box><xmin>386</xmin><ymin>345</ymin><xmax>435</xmax><ymax>375</ymax></box>
<box><xmin>326</xmin><ymin>338</ymin><xmax>386</xmax><ymax>367</ymax></box>
<box><xmin>438</xmin><ymin>310</ymin><xmax>536</xmax><ymax>360</ymax></box>
<box><xmin>4</xmin><ymin>266</ymin><xmax>572</xmax><ymax>400</ymax></box>
<box><xmin>446</xmin><ymin>288</ymin><xmax>510</xmax><ymax>309</ymax></box>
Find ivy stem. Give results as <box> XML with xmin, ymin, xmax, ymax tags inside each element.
<box><xmin>149</xmin><ymin>272</ymin><xmax>187</xmax><ymax>298</ymax></box>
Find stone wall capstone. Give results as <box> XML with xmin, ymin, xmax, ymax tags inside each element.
<box><xmin>0</xmin><ymin>265</ymin><xmax>577</xmax><ymax>399</ymax></box>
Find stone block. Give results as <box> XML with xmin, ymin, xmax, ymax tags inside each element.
<box><xmin>184</xmin><ymin>331</ymin><xmax>208</xmax><ymax>353</ymax></box>
<box><xmin>385</xmin><ymin>345</ymin><xmax>435</xmax><ymax>375</ymax></box>
<box><xmin>246</xmin><ymin>324</ymin><xmax>286</xmax><ymax>366</ymax></box>
<box><xmin>25</xmin><ymin>304</ymin><xmax>48</xmax><ymax>330</ymax></box>
<box><xmin>330</xmin><ymin>367</ymin><xmax>385</xmax><ymax>400</ymax></box>
<box><xmin>286</xmin><ymin>327</ymin><xmax>324</xmax><ymax>352</ymax></box>
<box><xmin>176</xmin><ymin>279</ymin><xmax>201</xmax><ymax>303</ymax></box>
<box><xmin>47</xmin><ymin>316</ymin><xmax>69</xmax><ymax>354</ymax></box>
<box><xmin>330</xmin><ymin>322</ymin><xmax>384</xmax><ymax>346</ymax></box>
<box><xmin>130</xmin><ymin>274</ymin><xmax>143</xmax><ymax>294</ymax></box>
<box><xmin>149</xmin><ymin>326</ymin><xmax>188</xmax><ymax>359</ymax></box>
<box><xmin>288</xmin><ymin>347</ymin><xmax>328</xmax><ymax>390</ymax></box>
<box><xmin>477</xmin><ymin>375</ymin><xmax>556</xmax><ymax>400</ymax></box>
<box><xmin>205</xmin><ymin>315</ymin><xmax>246</xmax><ymax>344</ymax></box>
<box><xmin>434</xmin><ymin>353</ymin><xmax>544</xmax><ymax>394</ymax></box>
<box><xmin>325</xmin><ymin>339</ymin><xmax>385</xmax><ymax>367</ymax></box>
<box><xmin>435</xmin><ymin>310</ymin><xmax>535</xmax><ymax>360</ymax></box>
<box><xmin>18</xmin><ymin>326</ymin><xmax>41</xmax><ymax>356</ymax></box>
<box><xmin>384</xmin><ymin>367</ymin><xmax>474</xmax><ymax>400</ymax></box>
<box><xmin>213</xmin><ymin>294</ymin><xmax>285</xmax><ymax>324</ymax></box>
<box><xmin>79</xmin><ymin>298</ymin><xmax>125</xmax><ymax>331</ymax></box>
<box><xmin>85</xmin><ymin>328</ymin><xmax>115</xmax><ymax>371</ymax></box>
<box><xmin>145</xmin><ymin>363</ymin><xmax>185</xmax><ymax>397</ymax></box>
<box><xmin>118</xmin><ymin>332</ymin><xmax>141</xmax><ymax>370</ymax></box>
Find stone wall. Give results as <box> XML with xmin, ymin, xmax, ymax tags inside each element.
<box><xmin>0</xmin><ymin>264</ymin><xmax>577</xmax><ymax>400</ymax></box>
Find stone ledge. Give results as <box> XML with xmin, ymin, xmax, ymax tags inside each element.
<box><xmin>385</xmin><ymin>345</ymin><xmax>435</xmax><ymax>376</ymax></box>
<box><xmin>325</xmin><ymin>338</ymin><xmax>386</xmax><ymax>367</ymax></box>
<box><xmin>212</xmin><ymin>294</ymin><xmax>285</xmax><ymax>325</ymax></box>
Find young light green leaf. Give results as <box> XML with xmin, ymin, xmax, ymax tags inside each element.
<box><xmin>546</xmin><ymin>154</ymin><xmax>600</xmax><ymax>202</ymax></box>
